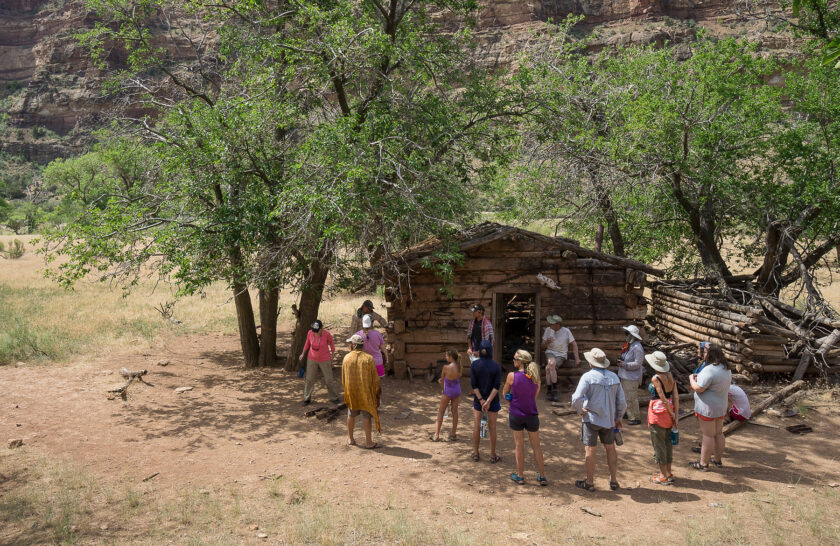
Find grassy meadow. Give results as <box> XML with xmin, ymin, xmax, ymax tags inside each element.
<box><xmin>0</xmin><ymin>235</ymin><xmax>378</xmax><ymax>365</ymax></box>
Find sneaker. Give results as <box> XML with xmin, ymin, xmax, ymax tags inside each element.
<box><xmin>302</xmin><ymin>399</ymin><xmax>311</xmax><ymax>406</ymax></box>
<box><xmin>627</xmin><ymin>419</ymin><xmax>641</xmax><ymax>426</ymax></box>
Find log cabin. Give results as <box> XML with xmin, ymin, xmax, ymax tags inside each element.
<box><xmin>375</xmin><ymin>222</ymin><xmax>664</xmax><ymax>378</ymax></box>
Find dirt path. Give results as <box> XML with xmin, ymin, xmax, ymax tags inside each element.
<box><xmin>2</xmin><ymin>333</ymin><xmax>839</xmax><ymax>544</ymax></box>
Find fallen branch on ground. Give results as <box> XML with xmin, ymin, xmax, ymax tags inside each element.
<box><xmin>723</xmin><ymin>380</ymin><xmax>805</xmax><ymax>436</ymax></box>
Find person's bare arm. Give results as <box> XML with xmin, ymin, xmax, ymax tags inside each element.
<box><xmin>689</xmin><ymin>374</ymin><xmax>707</xmax><ymax>393</ymax></box>
<box><xmin>502</xmin><ymin>372</ymin><xmax>514</xmax><ymax>398</ymax></box>
<box><xmin>570</xmin><ymin>340</ymin><xmax>581</xmax><ymax>366</ymax></box>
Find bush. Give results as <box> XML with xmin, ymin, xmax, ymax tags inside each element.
<box><xmin>0</xmin><ymin>239</ymin><xmax>25</xmax><ymax>259</ymax></box>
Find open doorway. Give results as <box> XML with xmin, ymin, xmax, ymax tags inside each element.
<box><xmin>494</xmin><ymin>292</ymin><xmax>538</xmax><ymax>371</ymax></box>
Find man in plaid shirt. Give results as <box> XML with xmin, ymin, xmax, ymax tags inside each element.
<box><xmin>466</xmin><ymin>304</ymin><xmax>494</xmax><ymax>361</ymax></box>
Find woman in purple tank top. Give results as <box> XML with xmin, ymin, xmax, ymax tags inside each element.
<box><xmin>431</xmin><ymin>350</ymin><xmax>462</xmax><ymax>442</ymax></box>
<box><xmin>502</xmin><ymin>349</ymin><xmax>547</xmax><ymax>486</ymax></box>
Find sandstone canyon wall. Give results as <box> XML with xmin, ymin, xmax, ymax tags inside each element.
<box><xmin>0</xmin><ymin>0</ymin><xmax>784</xmax><ymax>167</ymax></box>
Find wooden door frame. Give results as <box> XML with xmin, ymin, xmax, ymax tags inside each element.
<box><xmin>491</xmin><ymin>287</ymin><xmax>542</xmax><ymax>367</ymax></box>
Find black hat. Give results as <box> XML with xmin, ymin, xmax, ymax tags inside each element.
<box><xmin>362</xmin><ymin>300</ymin><xmax>374</xmax><ymax>310</ymax></box>
<box><xmin>471</xmin><ymin>304</ymin><xmax>484</xmax><ymax>313</ymax></box>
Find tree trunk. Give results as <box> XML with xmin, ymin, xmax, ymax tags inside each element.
<box><xmin>755</xmin><ymin>220</ymin><xmax>787</xmax><ymax>296</ymax></box>
<box><xmin>229</xmin><ymin>244</ymin><xmax>260</xmax><ymax>368</ymax></box>
<box><xmin>233</xmin><ymin>283</ymin><xmax>260</xmax><ymax>368</ymax></box>
<box><xmin>284</xmin><ymin>257</ymin><xmax>331</xmax><ymax>371</ymax></box>
<box><xmin>595</xmin><ymin>224</ymin><xmax>604</xmax><ymax>252</ymax></box>
<box><xmin>592</xmin><ymin>179</ymin><xmax>625</xmax><ymax>256</ymax></box>
<box><xmin>258</xmin><ymin>284</ymin><xmax>279</xmax><ymax>367</ymax></box>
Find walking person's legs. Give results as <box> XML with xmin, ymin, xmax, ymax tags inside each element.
<box><xmin>513</xmin><ymin>430</ymin><xmax>525</xmax><ymax>475</ymax></box>
<box><xmin>698</xmin><ymin>417</ymin><xmax>716</xmax><ymax>467</ymax></box>
<box><xmin>318</xmin><ymin>360</ymin><xmax>340</xmax><ymax>402</ymax></box>
<box><xmin>303</xmin><ymin>358</ymin><xmax>319</xmax><ymax>403</ymax></box>
<box><xmin>488</xmin><ymin>411</ymin><xmax>499</xmax><ymax>460</ymax></box>
<box><xmin>713</xmin><ymin>417</ymin><xmax>725</xmax><ymax>464</ymax></box>
<box><xmin>621</xmin><ymin>379</ymin><xmax>640</xmax><ymax>422</ymax></box>
<box><xmin>347</xmin><ymin>412</ymin><xmax>356</xmax><ymax>445</ymax></box>
<box><xmin>604</xmin><ymin>443</ymin><xmax>618</xmax><ymax>485</ymax></box>
<box><xmin>362</xmin><ymin>415</ymin><xmax>374</xmax><ymax>448</ymax></box>
<box><xmin>472</xmin><ymin>409</ymin><xmax>481</xmax><ymax>459</ymax></box>
<box><xmin>528</xmin><ymin>430</ymin><xmax>546</xmax><ymax>476</ymax></box>
<box><xmin>433</xmin><ymin>394</ymin><xmax>449</xmax><ymax>440</ymax></box>
<box><xmin>584</xmin><ymin>445</ymin><xmax>597</xmax><ymax>485</ymax></box>
<box><xmin>450</xmin><ymin>396</ymin><xmax>459</xmax><ymax>439</ymax></box>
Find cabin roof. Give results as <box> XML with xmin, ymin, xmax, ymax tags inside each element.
<box><xmin>389</xmin><ymin>222</ymin><xmax>664</xmax><ymax>277</ymax></box>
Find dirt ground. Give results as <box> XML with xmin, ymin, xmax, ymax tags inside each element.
<box><xmin>2</xmin><ymin>331</ymin><xmax>840</xmax><ymax>545</ymax></box>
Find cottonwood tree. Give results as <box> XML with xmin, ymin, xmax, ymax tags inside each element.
<box><xmin>43</xmin><ymin>0</ymin><xmax>520</xmax><ymax>368</ymax></box>
<box><xmin>508</xmin><ymin>36</ymin><xmax>779</xmax><ymax>287</ymax></box>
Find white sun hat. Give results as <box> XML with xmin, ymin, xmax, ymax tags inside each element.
<box><xmin>583</xmin><ymin>348</ymin><xmax>610</xmax><ymax>369</ymax></box>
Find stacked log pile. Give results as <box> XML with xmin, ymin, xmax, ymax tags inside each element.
<box><xmin>650</xmin><ymin>282</ymin><xmax>840</xmax><ymax>376</ymax></box>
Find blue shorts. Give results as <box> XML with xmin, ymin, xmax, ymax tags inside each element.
<box><xmin>473</xmin><ymin>397</ymin><xmax>501</xmax><ymax>412</ymax></box>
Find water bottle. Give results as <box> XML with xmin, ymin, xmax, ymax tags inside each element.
<box><xmin>480</xmin><ymin>412</ymin><xmax>488</xmax><ymax>439</ymax></box>
<box><xmin>670</xmin><ymin>428</ymin><xmax>679</xmax><ymax>446</ymax></box>
<box><xmin>614</xmin><ymin>428</ymin><xmax>623</xmax><ymax>446</ymax></box>
<box><xmin>298</xmin><ymin>365</ymin><xmax>305</xmax><ymax>378</ymax></box>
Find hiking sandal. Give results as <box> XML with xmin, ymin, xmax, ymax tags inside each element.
<box><xmin>510</xmin><ymin>473</ymin><xmax>525</xmax><ymax>485</ymax></box>
<box><xmin>649</xmin><ymin>474</ymin><xmax>669</xmax><ymax>485</ymax></box>
<box><xmin>489</xmin><ymin>454</ymin><xmax>502</xmax><ymax>464</ymax></box>
<box><xmin>689</xmin><ymin>461</ymin><xmax>709</xmax><ymax>472</ymax></box>
<box><xmin>609</xmin><ymin>480</ymin><xmax>620</xmax><ymax>491</ymax></box>
<box><xmin>471</xmin><ymin>452</ymin><xmax>480</xmax><ymax>462</ymax></box>
<box><xmin>537</xmin><ymin>474</ymin><xmax>548</xmax><ymax>487</ymax></box>
<box><xmin>575</xmin><ymin>479</ymin><xmax>595</xmax><ymax>491</ymax></box>
<box><xmin>710</xmin><ymin>456</ymin><xmax>723</xmax><ymax>468</ymax></box>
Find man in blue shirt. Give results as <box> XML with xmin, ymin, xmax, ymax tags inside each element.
<box><xmin>572</xmin><ymin>348</ymin><xmax>627</xmax><ymax>491</ymax></box>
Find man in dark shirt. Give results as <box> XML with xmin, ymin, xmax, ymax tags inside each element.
<box><xmin>470</xmin><ymin>339</ymin><xmax>502</xmax><ymax>463</ymax></box>
<box><xmin>466</xmin><ymin>304</ymin><xmax>493</xmax><ymax>361</ymax></box>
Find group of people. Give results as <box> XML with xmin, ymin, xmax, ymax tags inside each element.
<box><xmin>299</xmin><ymin>299</ymin><xmax>752</xmax><ymax>489</ymax></box>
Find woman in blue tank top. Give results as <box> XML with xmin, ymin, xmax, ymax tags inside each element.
<box><xmin>502</xmin><ymin>349</ymin><xmax>547</xmax><ymax>486</ymax></box>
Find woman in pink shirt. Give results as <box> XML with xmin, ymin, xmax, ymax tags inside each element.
<box><xmin>299</xmin><ymin>319</ymin><xmax>339</xmax><ymax>406</ymax></box>
<box><xmin>357</xmin><ymin>314</ymin><xmax>388</xmax><ymax>378</ymax></box>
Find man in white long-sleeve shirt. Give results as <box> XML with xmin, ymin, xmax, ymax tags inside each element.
<box><xmin>571</xmin><ymin>348</ymin><xmax>627</xmax><ymax>492</ymax></box>
<box><xmin>617</xmin><ymin>324</ymin><xmax>645</xmax><ymax>425</ymax></box>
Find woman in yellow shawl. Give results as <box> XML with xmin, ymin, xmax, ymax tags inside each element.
<box><xmin>342</xmin><ymin>334</ymin><xmax>382</xmax><ymax>448</ymax></box>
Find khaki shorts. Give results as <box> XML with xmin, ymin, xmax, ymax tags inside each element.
<box><xmin>348</xmin><ymin>408</ymin><xmax>372</xmax><ymax>420</ymax></box>
<box><xmin>581</xmin><ymin>422</ymin><xmax>615</xmax><ymax>446</ymax></box>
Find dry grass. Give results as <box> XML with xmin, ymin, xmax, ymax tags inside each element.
<box><xmin>0</xmin><ymin>235</ymin><xmax>383</xmax><ymax>365</ymax></box>
<box><xmin>0</xmin><ymin>448</ymin><xmax>476</xmax><ymax>545</ymax></box>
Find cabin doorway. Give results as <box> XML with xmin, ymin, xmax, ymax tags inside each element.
<box><xmin>493</xmin><ymin>291</ymin><xmax>540</xmax><ymax>371</ymax></box>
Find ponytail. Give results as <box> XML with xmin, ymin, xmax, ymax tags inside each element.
<box><xmin>526</xmin><ymin>361</ymin><xmax>541</xmax><ymax>385</ymax></box>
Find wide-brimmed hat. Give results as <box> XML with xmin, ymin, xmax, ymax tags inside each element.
<box><xmin>645</xmin><ymin>351</ymin><xmax>670</xmax><ymax>373</ymax></box>
<box><xmin>547</xmin><ymin>314</ymin><xmax>563</xmax><ymax>325</ymax></box>
<box><xmin>362</xmin><ymin>314</ymin><xmax>372</xmax><ymax>328</ymax></box>
<box><xmin>346</xmin><ymin>334</ymin><xmax>364</xmax><ymax>345</ymax></box>
<box><xmin>584</xmin><ymin>348</ymin><xmax>610</xmax><ymax>368</ymax></box>
<box><xmin>623</xmin><ymin>324</ymin><xmax>643</xmax><ymax>340</ymax></box>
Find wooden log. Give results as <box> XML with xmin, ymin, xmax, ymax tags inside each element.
<box><xmin>817</xmin><ymin>329</ymin><xmax>840</xmax><ymax>357</ymax></box>
<box><xmin>652</xmin><ymin>292</ymin><xmax>757</xmax><ymax>325</ymax></box>
<box><xmin>652</xmin><ymin>309</ymin><xmax>743</xmax><ymax>346</ymax></box>
<box><xmin>652</xmin><ymin>286</ymin><xmax>762</xmax><ymax>316</ymax></box>
<box><xmin>653</xmin><ymin>322</ymin><xmax>744</xmax><ymax>360</ymax></box>
<box><xmin>751</xmin><ymin>319</ymin><xmax>799</xmax><ymax>339</ymax></box>
<box><xmin>723</xmin><ymin>380</ymin><xmax>805</xmax><ymax>435</ymax></box>
<box><xmin>758</xmin><ymin>298</ymin><xmax>810</xmax><ymax>339</ymax></box>
<box><xmin>769</xmin><ymin>298</ymin><xmax>840</xmax><ymax>330</ymax></box>
<box><xmin>742</xmin><ymin>335</ymin><xmax>789</xmax><ymax>345</ymax></box>
<box><xmin>760</xmin><ymin>365</ymin><xmax>795</xmax><ymax>372</ymax></box>
<box><xmin>652</xmin><ymin>303</ymin><xmax>744</xmax><ymax>336</ymax></box>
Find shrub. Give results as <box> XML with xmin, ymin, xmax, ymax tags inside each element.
<box><xmin>0</xmin><ymin>239</ymin><xmax>25</xmax><ymax>259</ymax></box>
